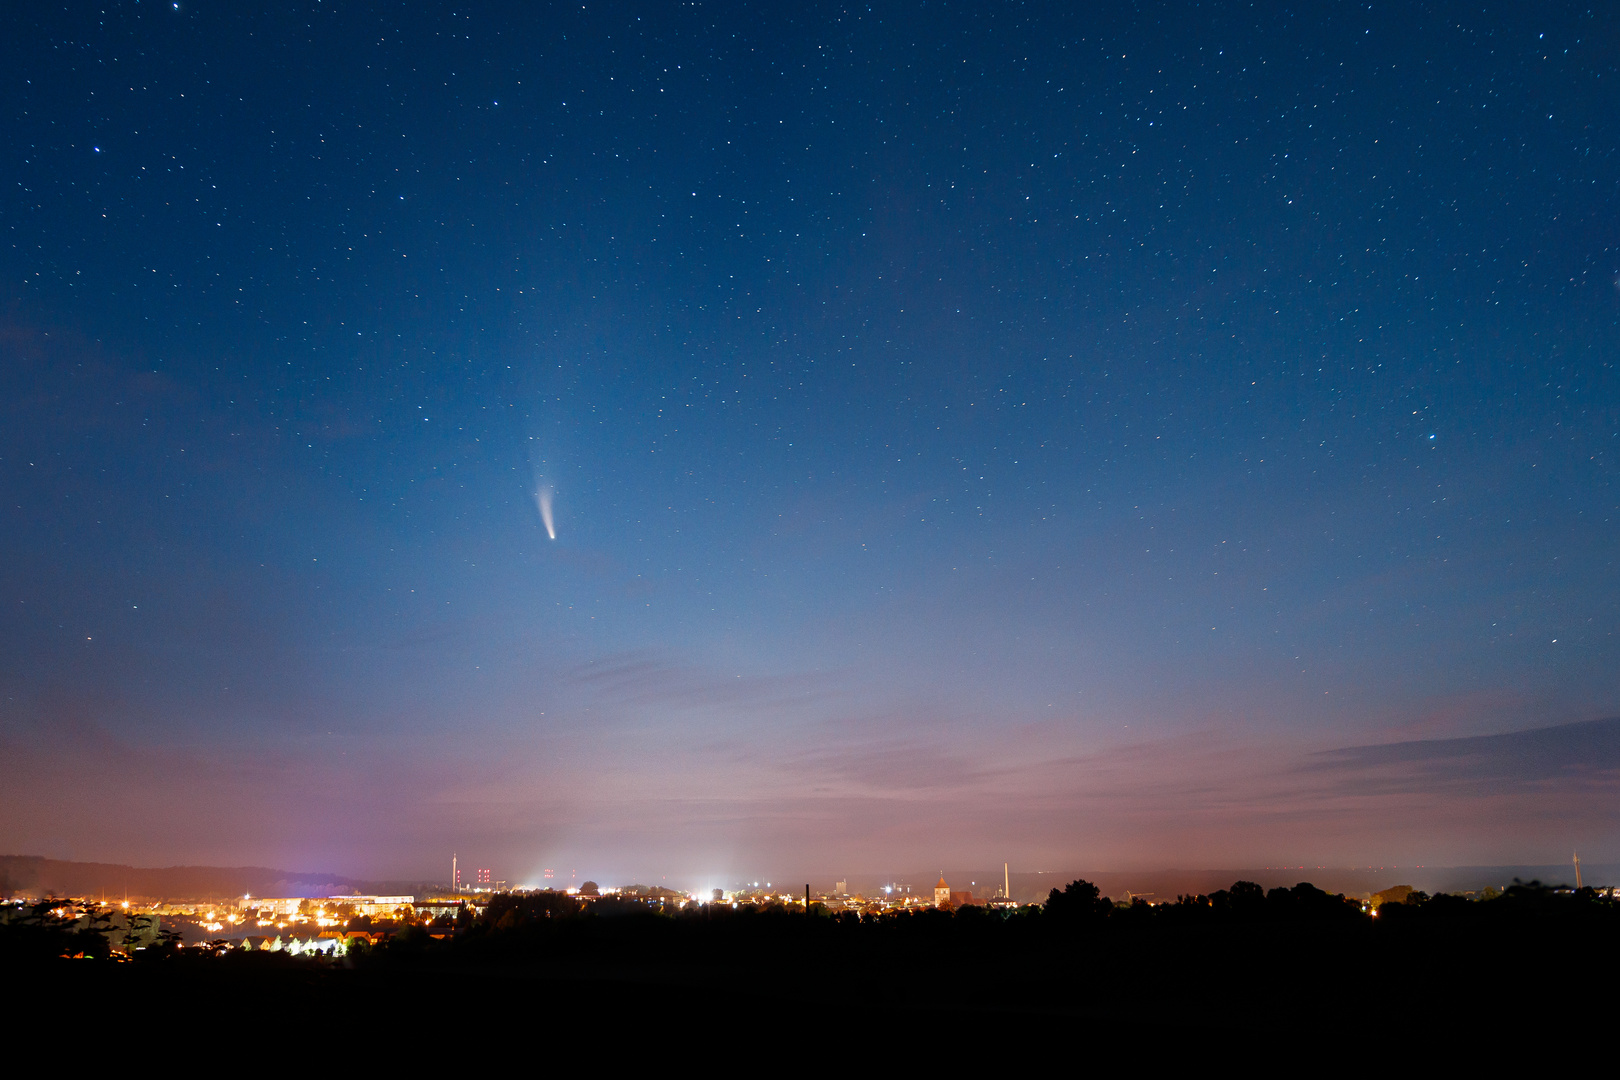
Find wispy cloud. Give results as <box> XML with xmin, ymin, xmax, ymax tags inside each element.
<box><xmin>560</xmin><ymin>650</ymin><xmax>839</xmax><ymax>712</ymax></box>
<box><xmin>1303</xmin><ymin>716</ymin><xmax>1620</xmax><ymax>796</ymax></box>
<box><xmin>775</xmin><ymin>738</ymin><xmax>995</xmax><ymax>794</ymax></box>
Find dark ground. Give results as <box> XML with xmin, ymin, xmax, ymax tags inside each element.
<box><xmin>10</xmin><ymin>883</ymin><xmax>1615</xmax><ymax>1060</ymax></box>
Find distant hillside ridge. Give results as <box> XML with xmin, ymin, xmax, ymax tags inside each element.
<box><xmin>0</xmin><ymin>855</ymin><xmax>378</xmax><ymax>902</ymax></box>
<box><xmin>824</xmin><ymin>865</ymin><xmax>1609</xmax><ymax>904</ymax></box>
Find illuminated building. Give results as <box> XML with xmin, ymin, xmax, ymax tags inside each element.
<box><xmin>238</xmin><ymin>895</ymin><xmax>414</xmax><ymax>917</ymax></box>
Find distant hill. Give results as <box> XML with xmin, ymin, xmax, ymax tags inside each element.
<box><xmin>875</xmin><ymin>865</ymin><xmax>1606</xmax><ymax>904</ymax></box>
<box><xmin>0</xmin><ymin>855</ymin><xmax>384</xmax><ymax>902</ymax></box>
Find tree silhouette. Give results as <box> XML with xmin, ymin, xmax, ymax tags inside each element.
<box><xmin>1044</xmin><ymin>879</ymin><xmax>1111</xmax><ymax>923</ymax></box>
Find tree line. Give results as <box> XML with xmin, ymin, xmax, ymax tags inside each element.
<box><xmin>5</xmin><ymin>876</ymin><xmax>1611</xmax><ymax>967</ymax></box>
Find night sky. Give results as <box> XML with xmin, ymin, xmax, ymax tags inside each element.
<box><xmin>3</xmin><ymin>1</ymin><xmax>1617</xmax><ymax>885</ymax></box>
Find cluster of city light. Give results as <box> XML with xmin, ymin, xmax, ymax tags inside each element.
<box><xmin>8</xmin><ymin>874</ymin><xmax>1008</xmax><ymax>963</ymax></box>
<box><xmin>197</xmin><ymin>909</ymin><xmax>240</xmax><ymax>933</ymax></box>
<box><xmin>223</xmin><ymin>933</ymin><xmax>351</xmax><ymax>958</ymax></box>
<box><xmin>637</xmin><ymin>885</ymin><xmax>943</xmax><ymax>914</ymax></box>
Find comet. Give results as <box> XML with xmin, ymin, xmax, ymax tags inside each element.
<box><xmin>536</xmin><ymin>485</ymin><xmax>556</xmax><ymax>539</ymax></box>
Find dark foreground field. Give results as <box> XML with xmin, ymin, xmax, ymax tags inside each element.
<box><xmin>8</xmin><ymin>881</ymin><xmax>1615</xmax><ymax>1059</ymax></box>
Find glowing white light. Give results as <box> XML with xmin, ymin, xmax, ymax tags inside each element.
<box><xmin>535</xmin><ymin>485</ymin><xmax>556</xmax><ymax>539</ymax></box>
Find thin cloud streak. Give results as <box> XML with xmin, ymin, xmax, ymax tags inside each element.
<box><xmin>560</xmin><ymin>651</ymin><xmax>843</xmax><ymax>712</ymax></box>
<box><xmin>1302</xmin><ymin>717</ymin><xmax>1620</xmax><ymax>796</ymax></box>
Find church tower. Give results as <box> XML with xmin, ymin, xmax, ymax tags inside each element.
<box><xmin>934</xmin><ymin>875</ymin><xmax>951</xmax><ymax>909</ymax></box>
